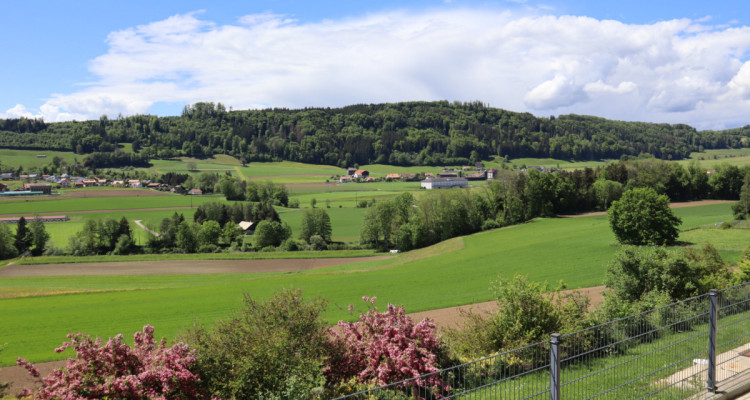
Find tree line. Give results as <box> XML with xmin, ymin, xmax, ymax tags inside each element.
<box><xmin>362</xmin><ymin>158</ymin><xmax>750</xmax><ymax>251</ymax></box>
<box><xmin>2</xmin><ymin>101</ymin><xmax>750</xmax><ymax>167</ymax></box>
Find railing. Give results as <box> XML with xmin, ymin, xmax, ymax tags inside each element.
<box><xmin>333</xmin><ymin>282</ymin><xmax>750</xmax><ymax>400</ymax></box>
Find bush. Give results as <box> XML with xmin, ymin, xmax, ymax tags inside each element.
<box><xmin>445</xmin><ymin>275</ymin><xmax>590</xmax><ymax>359</ymax></box>
<box><xmin>16</xmin><ymin>326</ymin><xmax>207</xmax><ymax>399</ymax></box>
<box><xmin>182</xmin><ymin>289</ymin><xmax>329</xmax><ymax>399</ymax></box>
<box><xmin>325</xmin><ymin>297</ymin><xmax>446</xmax><ymax>395</ymax></box>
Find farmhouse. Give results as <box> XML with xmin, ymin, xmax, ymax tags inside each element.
<box><xmin>385</xmin><ymin>173</ymin><xmax>401</xmax><ymax>180</ymax></box>
<box><xmin>238</xmin><ymin>221</ymin><xmax>255</xmax><ymax>234</ymax></box>
<box><xmin>22</xmin><ymin>183</ymin><xmax>52</xmax><ymax>194</ymax></box>
<box><xmin>486</xmin><ymin>168</ymin><xmax>499</xmax><ymax>179</ymax></box>
<box><xmin>420</xmin><ymin>177</ymin><xmax>468</xmax><ymax>189</ymax></box>
<box><xmin>354</xmin><ymin>170</ymin><xmax>369</xmax><ymax>178</ymax></box>
<box><xmin>339</xmin><ymin>176</ymin><xmax>352</xmax><ymax>183</ymax></box>
<box><xmin>188</xmin><ymin>188</ymin><xmax>203</xmax><ymax>195</ymax></box>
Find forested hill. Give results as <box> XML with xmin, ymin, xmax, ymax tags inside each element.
<box><xmin>1</xmin><ymin>101</ymin><xmax>749</xmax><ymax>167</ymax></box>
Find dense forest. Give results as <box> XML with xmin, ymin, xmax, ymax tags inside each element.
<box><xmin>1</xmin><ymin>101</ymin><xmax>750</xmax><ymax>167</ymax></box>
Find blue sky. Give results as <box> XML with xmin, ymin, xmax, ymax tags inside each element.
<box><xmin>2</xmin><ymin>0</ymin><xmax>750</xmax><ymax>129</ymax></box>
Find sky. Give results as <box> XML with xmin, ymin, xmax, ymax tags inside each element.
<box><xmin>2</xmin><ymin>0</ymin><xmax>750</xmax><ymax>129</ymax></box>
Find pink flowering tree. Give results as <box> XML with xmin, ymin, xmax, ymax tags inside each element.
<box><xmin>325</xmin><ymin>296</ymin><xmax>448</xmax><ymax>397</ymax></box>
<box><xmin>16</xmin><ymin>325</ymin><xmax>210</xmax><ymax>399</ymax></box>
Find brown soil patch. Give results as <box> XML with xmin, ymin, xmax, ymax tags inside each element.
<box><xmin>0</xmin><ymin>257</ymin><xmax>391</xmax><ymax>278</ymax></box>
<box><xmin>0</xmin><ymin>360</ymin><xmax>66</xmax><ymax>397</ymax></box>
<box><xmin>407</xmin><ymin>286</ymin><xmax>608</xmax><ymax>331</ymax></box>
<box><xmin>0</xmin><ymin>207</ymin><xmax>194</xmax><ymax>218</ymax></box>
<box><xmin>560</xmin><ymin>199</ymin><xmax>735</xmax><ymax>218</ymax></box>
<box><xmin>59</xmin><ymin>189</ymin><xmax>173</xmax><ymax>199</ymax></box>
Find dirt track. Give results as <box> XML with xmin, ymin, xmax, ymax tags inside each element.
<box><xmin>560</xmin><ymin>199</ymin><xmax>734</xmax><ymax>218</ymax></box>
<box><xmin>0</xmin><ymin>257</ymin><xmax>391</xmax><ymax>277</ymax></box>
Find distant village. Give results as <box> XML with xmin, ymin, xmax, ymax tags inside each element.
<box><xmin>0</xmin><ymin>163</ymin><xmax>563</xmax><ymax>197</ymax></box>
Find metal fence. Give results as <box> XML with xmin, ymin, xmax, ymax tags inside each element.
<box><xmin>333</xmin><ymin>282</ymin><xmax>750</xmax><ymax>400</ymax></box>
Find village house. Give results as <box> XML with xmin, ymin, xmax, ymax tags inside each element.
<box><xmin>385</xmin><ymin>173</ymin><xmax>401</xmax><ymax>180</ymax></box>
<box><xmin>486</xmin><ymin>168</ymin><xmax>499</xmax><ymax>179</ymax></box>
<box><xmin>23</xmin><ymin>183</ymin><xmax>52</xmax><ymax>194</ymax></box>
<box><xmin>188</xmin><ymin>188</ymin><xmax>203</xmax><ymax>195</ymax></box>
<box><xmin>353</xmin><ymin>169</ymin><xmax>369</xmax><ymax>179</ymax></box>
<box><xmin>339</xmin><ymin>176</ymin><xmax>352</xmax><ymax>183</ymax></box>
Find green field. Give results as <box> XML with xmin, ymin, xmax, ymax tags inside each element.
<box><xmin>0</xmin><ymin>202</ymin><xmax>738</xmax><ymax>366</ymax></box>
<box><xmin>0</xmin><ymin>148</ymin><xmax>79</xmax><ymax>169</ymax></box>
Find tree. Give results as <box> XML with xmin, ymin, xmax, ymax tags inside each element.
<box><xmin>253</xmin><ymin>220</ymin><xmax>292</xmax><ymax>248</ymax></box>
<box><xmin>176</xmin><ymin>221</ymin><xmax>198</xmax><ymax>253</ymax></box>
<box><xmin>197</xmin><ymin>220</ymin><xmax>222</xmax><ymax>248</ymax></box>
<box><xmin>593</xmin><ymin>179</ymin><xmax>623</xmax><ymax>210</ymax></box>
<box><xmin>14</xmin><ymin>216</ymin><xmax>32</xmax><ymax>254</ymax></box>
<box><xmin>28</xmin><ymin>217</ymin><xmax>50</xmax><ymax>256</ymax></box>
<box><xmin>186</xmin><ymin>161</ymin><xmax>197</xmax><ymax>171</ymax></box>
<box><xmin>299</xmin><ymin>209</ymin><xmax>332</xmax><ymax>243</ymax></box>
<box><xmin>608</xmin><ymin>187</ymin><xmax>681</xmax><ymax>245</ymax></box>
<box><xmin>733</xmin><ymin>173</ymin><xmax>750</xmax><ymax>219</ymax></box>
<box><xmin>0</xmin><ymin>224</ymin><xmax>19</xmax><ymax>260</ymax></box>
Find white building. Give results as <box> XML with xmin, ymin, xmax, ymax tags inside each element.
<box><xmin>420</xmin><ymin>177</ymin><xmax>469</xmax><ymax>189</ymax></box>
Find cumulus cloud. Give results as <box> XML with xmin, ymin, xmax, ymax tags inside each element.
<box><xmin>16</xmin><ymin>9</ymin><xmax>750</xmax><ymax>128</ymax></box>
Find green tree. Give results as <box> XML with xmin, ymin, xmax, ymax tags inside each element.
<box><xmin>176</xmin><ymin>221</ymin><xmax>198</xmax><ymax>253</ymax></box>
<box><xmin>298</xmin><ymin>209</ymin><xmax>332</xmax><ymax>243</ymax></box>
<box><xmin>733</xmin><ymin>173</ymin><xmax>750</xmax><ymax>219</ymax></box>
<box><xmin>254</xmin><ymin>220</ymin><xmax>292</xmax><ymax>248</ymax></box>
<box><xmin>14</xmin><ymin>216</ymin><xmax>32</xmax><ymax>254</ymax></box>
<box><xmin>593</xmin><ymin>179</ymin><xmax>623</xmax><ymax>210</ymax></box>
<box><xmin>28</xmin><ymin>217</ymin><xmax>50</xmax><ymax>256</ymax></box>
<box><xmin>0</xmin><ymin>224</ymin><xmax>19</xmax><ymax>260</ymax></box>
<box><xmin>608</xmin><ymin>187</ymin><xmax>681</xmax><ymax>245</ymax></box>
<box><xmin>198</xmin><ymin>220</ymin><xmax>222</xmax><ymax>247</ymax></box>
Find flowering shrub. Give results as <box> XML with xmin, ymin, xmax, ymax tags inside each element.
<box><xmin>16</xmin><ymin>325</ymin><xmax>209</xmax><ymax>399</ymax></box>
<box><xmin>326</xmin><ymin>296</ymin><xmax>447</xmax><ymax>396</ymax></box>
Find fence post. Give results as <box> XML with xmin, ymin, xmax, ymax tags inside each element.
<box><xmin>707</xmin><ymin>289</ymin><xmax>719</xmax><ymax>393</ymax></box>
<box><xmin>550</xmin><ymin>333</ymin><xmax>561</xmax><ymax>400</ymax></box>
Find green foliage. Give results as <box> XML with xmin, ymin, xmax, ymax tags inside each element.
<box><xmin>446</xmin><ymin>275</ymin><xmax>590</xmax><ymax>359</ymax></box>
<box><xmin>593</xmin><ymin>179</ymin><xmax>623</xmax><ymax>210</ymax></box>
<box><xmin>28</xmin><ymin>217</ymin><xmax>50</xmax><ymax>256</ymax></box>
<box><xmin>0</xmin><ymin>223</ymin><xmax>19</xmax><ymax>260</ymax></box>
<box><xmin>182</xmin><ymin>289</ymin><xmax>329</xmax><ymax>399</ymax></box>
<box><xmin>733</xmin><ymin>173</ymin><xmax>750</xmax><ymax>219</ymax></box>
<box><xmin>608</xmin><ymin>187</ymin><xmax>681</xmax><ymax>245</ymax></box>
<box><xmin>14</xmin><ymin>216</ymin><xmax>31</xmax><ymax>254</ymax></box>
<box><xmin>299</xmin><ymin>209</ymin><xmax>332</xmax><ymax>243</ymax></box>
<box><xmin>197</xmin><ymin>220</ymin><xmax>222</xmax><ymax>247</ymax></box>
<box><xmin>254</xmin><ymin>220</ymin><xmax>292</xmax><ymax>248</ymax></box>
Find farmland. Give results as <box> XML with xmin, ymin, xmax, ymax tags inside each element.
<box><xmin>0</xmin><ymin>199</ymin><xmax>737</xmax><ymax>366</ymax></box>
<box><xmin>0</xmin><ymin>149</ymin><xmax>747</xmax><ymax>369</ymax></box>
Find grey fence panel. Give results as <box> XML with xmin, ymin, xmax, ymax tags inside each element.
<box><xmin>332</xmin><ymin>283</ymin><xmax>750</xmax><ymax>400</ymax></box>
<box><xmin>332</xmin><ymin>340</ymin><xmax>551</xmax><ymax>400</ymax></box>
<box><xmin>558</xmin><ymin>293</ymin><xmax>711</xmax><ymax>399</ymax></box>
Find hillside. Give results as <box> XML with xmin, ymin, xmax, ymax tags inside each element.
<box><xmin>2</xmin><ymin>101</ymin><xmax>749</xmax><ymax>169</ymax></box>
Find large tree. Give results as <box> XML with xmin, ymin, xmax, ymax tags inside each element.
<box><xmin>608</xmin><ymin>187</ymin><xmax>681</xmax><ymax>245</ymax></box>
<box><xmin>28</xmin><ymin>217</ymin><xmax>50</xmax><ymax>256</ymax></box>
<box><xmin>298</xmin><ymin>209</ymin><xmax>332</xmax><ymax>243</ymax></box>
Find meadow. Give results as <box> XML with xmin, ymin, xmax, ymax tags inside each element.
<box><xmin>0</xmin><ymin>202</ymin><xmax>737</xmax><ymax>366</ymax></box>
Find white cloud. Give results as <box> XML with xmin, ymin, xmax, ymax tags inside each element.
<box><xmin>1</xmin><ymin>104</ymin><xmax>36</xmax><ymax>119</ymax></box>
<box><xmin>19</xmin><ymin>9</ymin><xmax>750</xmax><ymax>128</ymax></box>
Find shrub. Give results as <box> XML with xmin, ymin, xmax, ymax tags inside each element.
<box><xmin>16</xmin><ymin>325</ymin><xmax>207</xmax><ymax>399</ymax></box>
<box><xmin>182</xmin><ymin>289</ymin><xmax>329</xmax><ymax>399</ymax></box>
<box><xmin>325</xmin><ymin>297</ymin><xmax>446</xmax><ymax>396</ymax></box>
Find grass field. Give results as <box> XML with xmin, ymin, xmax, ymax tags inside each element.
<box><xmin>0</xmin><ymin>193</ymin><xmax>224</xmax><ymax>215</ymax></box>
<box><xmin>0</xmin><ymin>202</ymin><xmax>737</xmax><ymax>366</ymax></box>
<box><xmin>0</xmin><ymin>149</ymin><xmax>79</xmax><ymax>169</ymax></box>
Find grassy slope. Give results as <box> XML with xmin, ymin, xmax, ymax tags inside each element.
<box><xmin>0</xmin><ymin>203</ymin><xmax>735</xmax><ymax>366</ymax></box>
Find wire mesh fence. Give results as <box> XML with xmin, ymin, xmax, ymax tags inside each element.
<box><xmin>332</xmin><ymin>283</ymin><xmax>750</xmax><ymax>400</ymax></box>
